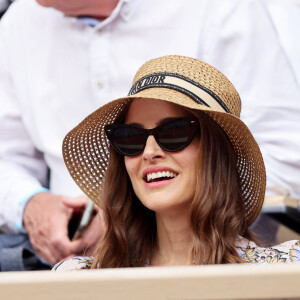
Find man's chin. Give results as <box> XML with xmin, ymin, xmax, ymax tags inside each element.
<box><xmin>36</xmin><ymin>0</ymin><xmax>54</xmax><ymax>8</ymax></box>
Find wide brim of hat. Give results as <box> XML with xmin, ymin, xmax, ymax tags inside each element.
<box><xmin>63</xmin><ymin>88</ymin><xmax>266</xmax><ymax>225</ymax></box>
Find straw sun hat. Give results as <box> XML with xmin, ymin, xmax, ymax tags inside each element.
<box><xmin>63</xmin><ymin>55</ymin><xmax>266</xmax><ymax>225</ymax></box>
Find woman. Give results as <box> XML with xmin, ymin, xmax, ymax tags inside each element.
<box><xmin>54</xmin><ymin>55</ymin><xmax>300</xmax><ymax>270</ymax></box>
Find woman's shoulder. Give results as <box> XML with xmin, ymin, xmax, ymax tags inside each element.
<box><xmin>236</xmin><ymin>238</ymin><xmax>300</xmax><ymax>264</ymax></box>
<box><xmin>52</xmin><ymin>256</ymin><xmax>94</xmax><ymax>271</ymax></box>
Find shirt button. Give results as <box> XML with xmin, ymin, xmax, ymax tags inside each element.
<box><xmin>97</xmin><ymin>29</ymin><xmax>103</xmax><ymax>35</ymax></box>
<box><xmin>97</xmin><ymin>81</ymin><xmax>104</xmax><ymax>89</ymax></box>
<box><xmin>123</xmin><ymin>7</ymin><xmax>130</xmax><ymax>16</ymax></box>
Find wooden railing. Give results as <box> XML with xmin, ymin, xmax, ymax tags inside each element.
<box><xmin>1</xmin><ymin>263</ymin><xmax>300</xmax><ymax>300</ymax></box>
<box><xmin>263</xmin><ymin>195</ymin><xmax>299</xmax><ymax>209</ymax></box>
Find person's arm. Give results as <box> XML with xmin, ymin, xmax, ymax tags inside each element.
<box><xmin>0</xmin><ymin>40</ymin><xmax>104</xmax><ymax>263</ymax></box>
<box><xmin>0</xmin><ymin>15</ymin><xmax>106</xmax><ymax>264</ymax></box>
<box><xmin>0</xmin><ymin>18</ymin><xmax>49</xmax><ymax>232</ymax></box>
<box><xmin>202</xmin><ymin>0</ymin><xmax>300</xmax><ymax>199</ymax></box>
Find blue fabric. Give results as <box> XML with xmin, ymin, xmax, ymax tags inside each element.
<box><xmin>250</xmin><ymin>213</ymin><xmax>279</xmax><ymax>246</ymax></box>
<box><xmin>0</xmin><ymin>233</ymin><xmax>52</xmax><ymax>271</ymax></box>
<box><xmin>77</xmin><ymin>16</ymin><xmax>100</xmax><ymax>27</ymax></box>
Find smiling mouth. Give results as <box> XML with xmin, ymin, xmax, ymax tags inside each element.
<box><xmin>145</xmin><ymin>171</ymin><xmax>178</xmax><ymax>183</ymax></box>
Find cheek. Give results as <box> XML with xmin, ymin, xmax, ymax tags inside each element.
<box><xmin>178</xmin><ymin>139</ymin><xmax>199</xmax><ymax>169</ymax></box>
<box><xmin>174</xmin><ymin>140</ymin><xmax>199</xmax><ymax>186</ymax></box>
<box><xmin>124</xmin><ymin>156</ymin><xmax>138</xmax><ymax>181</ymax></box>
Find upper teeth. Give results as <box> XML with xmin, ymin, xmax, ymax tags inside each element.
<box><xmin>146</xmin><ymin>171</ymin><xmax>177</xmax><ymax>182</ymax></box>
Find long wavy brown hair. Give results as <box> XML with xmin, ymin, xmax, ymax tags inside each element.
<box><xmin>92</xmin><ymin>109</ymin><xmax>256</xmax><ymax>268</ymax></box>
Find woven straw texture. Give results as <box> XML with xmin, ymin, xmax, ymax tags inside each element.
<box><xmin>63</xmin><ymin>55</ymin><xmax>266</xmax><ymax>225</ymax></box>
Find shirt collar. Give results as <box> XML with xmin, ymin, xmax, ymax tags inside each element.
<box><xmin>76</xmin><ymin>0</ymin><xmax>134</xmax><ymax>27</ymax></box>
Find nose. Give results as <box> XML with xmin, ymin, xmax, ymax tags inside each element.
<box><xmin>142</xmin><ymin>135</ymin><xmax>166</xmax><ymax>161</ymax></box>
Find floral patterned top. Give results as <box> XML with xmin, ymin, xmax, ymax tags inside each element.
<box><xmin>52</xmin><ymin>239</ymin><xmax>300</xmax><ymax>271</ymax></box>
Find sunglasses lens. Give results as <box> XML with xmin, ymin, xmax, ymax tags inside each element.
<box><xmin>106</xmin><ymin>117</ymin><xmax>198</xmax><ymax>156</ymax></box>
<box><xmin>113</xmin><ymin>127</ymin><xmax>146</xmax><ymax>155</ymax></box>
<box><xmin>157</xmin><ymin>119</ymin><xmax>196</xmax><ymax>151</ymax></box>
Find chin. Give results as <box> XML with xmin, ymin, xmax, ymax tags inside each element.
<box><xmin>141</xmin><ymin>197</ymin><xmax>188</xmax><ymax>214</ymax></box>
<box><xmin>36</xmin><ymin>0</ymin><xmax>53</xmax><ymax>7</ymax></box>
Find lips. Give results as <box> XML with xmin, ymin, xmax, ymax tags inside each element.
<box><xmin>143</xmin><ymin>167</ymin><xmax>178</xmax><ymax>184</ymax></box>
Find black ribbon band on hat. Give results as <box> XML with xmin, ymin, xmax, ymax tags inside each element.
<box><xmin>128</xmin><ymin>72</ymin><xmax>231</xmax><ymax>113</ymax></box>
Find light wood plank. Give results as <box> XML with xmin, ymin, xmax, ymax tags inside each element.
<box><xmin>1</xmin><ymin>263</ymin><xmax>300</xmax><ymax>300</ymax></box>
<box><xmin>264</xmin><ymin>195</ymin><xmax>299</xmax><ymax>209</ymax></box>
